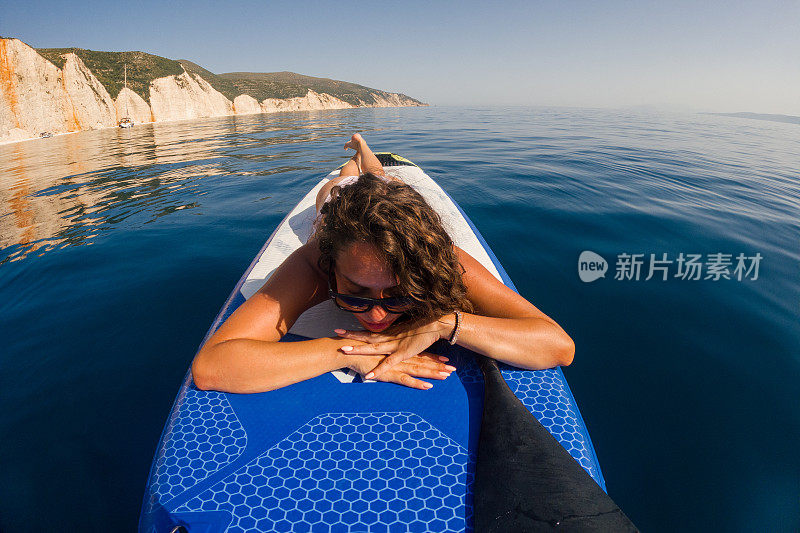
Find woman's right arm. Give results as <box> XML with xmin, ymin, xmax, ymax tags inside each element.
<box><xmin>191</xmin><ymin>242</ymin><xmax>350</xmax><ymax>393</ymax></box>
<box><xmin>193</xmin><ymin>336</ymin><xmax>352</xmax><ymax>393</ymax></box>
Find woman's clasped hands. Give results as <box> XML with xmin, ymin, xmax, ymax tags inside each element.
<box><xmin>335</xmin><ymin>320</ymin><xmax>457</xmax><ymax>390</ymax></box>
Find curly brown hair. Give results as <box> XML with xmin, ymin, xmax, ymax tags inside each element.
<box><xmin>315</xmin><ymin>172</ymin><xmax>473</xmax><ymax>329</ymax></box>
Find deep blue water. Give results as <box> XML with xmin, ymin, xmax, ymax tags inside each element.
<box><xmin>1</xmin><ymin>106</ymin><xmax>798</xmax><ymax>532</ymax></box>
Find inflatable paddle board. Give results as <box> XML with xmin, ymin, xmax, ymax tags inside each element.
<box><xmin>139</xmin><ymin>154</ymin><xmax>615</xmax><ymax>532</ymax></box>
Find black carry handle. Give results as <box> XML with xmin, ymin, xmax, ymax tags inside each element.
<box><xmin>473</xmin><ymin>355</ymin><xmax>639</xmax><ymax>532</ymax></box>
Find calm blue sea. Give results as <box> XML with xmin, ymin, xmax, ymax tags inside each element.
<box><xmin>0</xmin><ymin>107</ymin><xmax>798</xmax><ymax>532</ymax></box>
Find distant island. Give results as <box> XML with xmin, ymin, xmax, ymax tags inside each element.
<box><xmin>706</xmin><ymin>112</ymin><xmax>800</xmax><ymax>126</ymax></box>
<box><xmin>0</xmin><ymin>38</ymin><xmax>426</xmax><ymax>144</ymax></box>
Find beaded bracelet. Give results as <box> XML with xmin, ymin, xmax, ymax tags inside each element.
<box><xmin>448</xmin><ymin>310</ymin><xmax>462</xmax><ymax>345</ymax></box>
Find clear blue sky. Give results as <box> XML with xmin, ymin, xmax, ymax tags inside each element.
<box><xmin>3</xmin><ymin>0</ymin><xmax>798</xmax><ymax>114</ymax></box>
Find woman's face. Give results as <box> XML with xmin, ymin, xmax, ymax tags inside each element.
<box><xmin>334</xmin><ymin>241</ymin><xmax>403</xmax><ymax>332</ymax></box>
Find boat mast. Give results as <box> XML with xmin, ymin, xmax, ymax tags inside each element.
<box><xmin>124</xmin><ymin>63</ymin><xmax>129</xmax><ymax>117</ymax></box>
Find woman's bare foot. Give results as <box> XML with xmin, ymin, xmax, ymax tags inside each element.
<box><xmin>344</xmin><ymin>133</ymin><xmax>365</xmax><ymax>152</ymax></box>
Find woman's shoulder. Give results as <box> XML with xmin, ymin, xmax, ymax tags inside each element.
<box><xmin>252</xmin><ymin>239</ymin><xmax>327</xmax><ymax>301</ymax></box>
<box><xmin>298</xmin><ymin>238</ymin><xmax>326</xmax><ymax>277</ymax></box>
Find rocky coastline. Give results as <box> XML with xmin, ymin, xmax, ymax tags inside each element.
<box><xmin>0</xmin><ymin>38</ymin><xmax>425</xmax><ymax>145</ymax></box>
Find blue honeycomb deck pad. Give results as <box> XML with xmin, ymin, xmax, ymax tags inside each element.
<box><xmin>139</xmin><ymin>156</ymin><xmax>607</xmax><ymax>532</ymax></box>
<box><xmin>175</xmin><ymin>413</ymin><xmax>474</xmax><ymax>532</ymax></box>
<box><xmin>145</xmin><ymin>389</ymin><xmax>248</xmax><ymax>511</ymax></box>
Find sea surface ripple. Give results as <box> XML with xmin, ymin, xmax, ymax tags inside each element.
<box><xmin>0</xmin><ymin>106</ymin><xmax>798</xmax><ymax>532</ymax></box>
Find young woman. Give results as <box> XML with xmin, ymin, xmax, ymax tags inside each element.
<box><xmin>191</xmin><ymin>134</ymin><xmax>574</xmax><ymax>393</ymax></box>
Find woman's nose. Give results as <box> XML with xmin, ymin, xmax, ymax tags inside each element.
<box><xmin>365</xmin><ymin>305</ymin><xmax>388</xmax><ymax>322</ymax></box>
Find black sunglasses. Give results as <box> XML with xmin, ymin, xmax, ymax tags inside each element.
<box><xmin>328</xmin><ymin>270</ymin><xmax>414</xmax><ymax>314</ymax></box>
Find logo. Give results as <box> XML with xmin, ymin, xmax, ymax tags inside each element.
<box><xmin>578</xmin><ymin>251</ymin><xmax>608</xmax><ymax>282</ymax></box>
<box><xmin>330</xmin><ymin>368</ymin><xmax>376</xmax><ymax>383</ymax></box>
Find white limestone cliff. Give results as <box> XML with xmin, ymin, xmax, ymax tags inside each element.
<box><xmin>0</xmin><ymin>37</ymin><xmax>425</xmax><ymax>144</ymax></box>
<box><xmin>367</xmin><ymin>92</ymin><xmax>417</xmax><ymax>107</ymax></box>
<box><xmin>261</xmin><ymin>90</ymin><xmax>353</xmax><ymax>113</ymax></box>
<box><xmin>115</xmin><ymin>87</ymin><xmax>152</xmax><ymax>124</ymax></box>
<box><xmin>149</xmin><ymin>70</ymin><xmax>233</xmax><ymax>121</ymax></box>
<box><xmin>61</xmin><ymin>53</ymin><xmax>117</xmax><ymax>130</ymax></box>
<box><xmin>0</xmin><ymin>38</ymin><xmax>77</xmax><ymax>141</ymax></box>
<box><xmin>233</xmin><ymin>94</ymin><xmax>261</xmax><ymax>115</ymax></box>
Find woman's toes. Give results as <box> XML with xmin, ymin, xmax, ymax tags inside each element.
<box><xmin>344</xmin><ymin>133</ymin><xmax>364</xmax><ymax>151</ymax></box>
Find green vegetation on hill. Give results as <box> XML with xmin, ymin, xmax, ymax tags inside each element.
<box><xmin>36</xmin><ymin>48</ymin><xmax>183</xmax><ymax>102</ymax></box>
<box><xmin>219</xmin><ymin>72</ymin><xmax>311</xmax><ymax>102</ymax></box>
<box><xmin>219</xmin><ymin>71</ymin><xmax>424</xmax><ymax>106</ymax></box>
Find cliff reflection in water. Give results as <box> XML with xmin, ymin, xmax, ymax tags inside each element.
<box><xmin>0</xmin><ymin>111</ymin><xmax>369</xmax><ymax>264</ymax></box>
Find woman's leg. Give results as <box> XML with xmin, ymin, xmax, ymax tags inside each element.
<box><xmin>316</xmin><ymin>149</ymin><xmax>361</xmax><ymax>213</ymax></box>
<box><xmin>339</xmin><ymin>151</ymin><xmax>361</xmax><ymax>178</ymax></box>
<box><xmin>344</xmin><ymin>134</ymin><xmax>386</xmax><ymax>177</ymax></box>
<box><xmin>315</xmin><ymin>133</ymin><xmax>401</xmax><ymax>212</ymax></box>
<box><xmin>346</xmin><ymin>133</ymin><xmax>405</xmax><ymax>184</ymax></box>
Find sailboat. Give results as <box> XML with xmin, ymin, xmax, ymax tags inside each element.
<box><xmin>118</xmin><ymin>63</ymin><xmax>134</xmax><ymax>128</ymax></box>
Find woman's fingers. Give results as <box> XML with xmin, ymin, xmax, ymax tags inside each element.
<box><xmin>340</xmin><ymin>341</ymin><xmax>397</xmax><ymax>355</ymax></box>
<box><xmin>397</xmin><ymin>358</ymin><xmax>456</xmax><ymax>380</ymax></box>
<box><xmin>334</xmin><ymin>329</ymin><xmax>390</xmax><ymax>344</ymax></box>
<box><xmin>418</xmin><ymin>352</ymin><xmax>450</xmax><ymax>363</ymax></box>
<box><xmin>367</xmin><ymin>351</ymin><xmax>418</xmax><ymax>380</ymax></box>
<box><xmin>398</xmin><ymin>354</ymin><xmax>457</xmax><ymax>379</ymax></box>
<box><xmin>379</xmin><ymin>370</ymin><xmax>432</xmax><ymax>390</ymax></box>
<box><xmin>360</xmin><ymin>351</ymin><xmax>456</xmax><ymax>389</ymax></box>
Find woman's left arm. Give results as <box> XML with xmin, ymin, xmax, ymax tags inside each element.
<box><xmin>338</xmin><ymin>247</ymin><xmax>574</xmax><ymax>380</ymax></box>
<box><xmin>438</xmin><ymin>246</ymin><xmax>575</xmax><ymax>369</ymax></box>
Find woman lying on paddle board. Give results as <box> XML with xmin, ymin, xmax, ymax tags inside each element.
<box><xmin>191</xmin><ymin>134</ymin><xmax>574</xmax><ymax>393</ymax></box>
